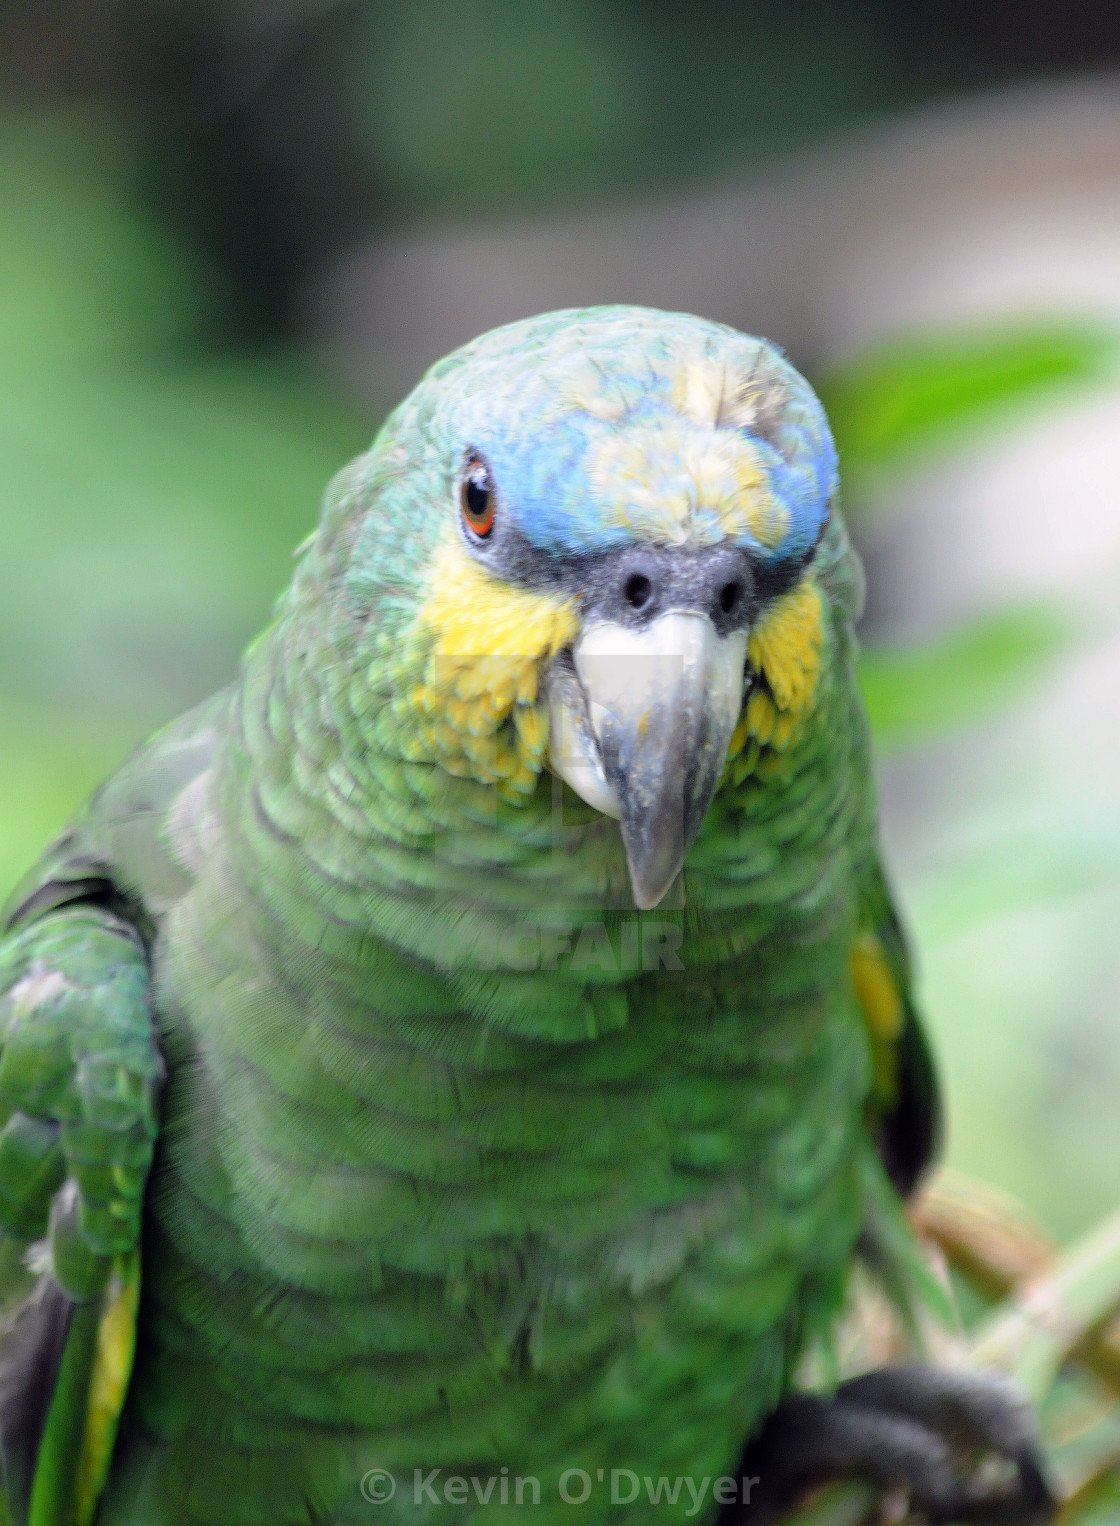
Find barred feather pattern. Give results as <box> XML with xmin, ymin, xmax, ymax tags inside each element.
<box><xmin>78</xmin><ymin>500</ymin><xmax>884</xmax><ymax>1524</ymax></box>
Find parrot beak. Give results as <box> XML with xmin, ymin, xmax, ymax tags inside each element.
<box><xmin>546</xmin><ymin>613</ymin><xmax>749</xmax><ymax>909</ymax></box>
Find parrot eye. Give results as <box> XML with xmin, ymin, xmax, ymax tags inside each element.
<box><xmin>460</xmin><ymin>458</ymin><xmax>495</xmax><ymax>540</ymax></box>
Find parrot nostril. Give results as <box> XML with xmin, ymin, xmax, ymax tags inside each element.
<box><xmin>625</xmin><ymin>574</ymin><xmax>653</xmax><ymax>610</ymax></box>
<box><xmin>719</xmin><ymin>582</ymin><xmax>743</xmax><ymax>616</ymax></box>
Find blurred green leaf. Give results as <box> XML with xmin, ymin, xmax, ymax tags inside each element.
<box><xmin>971</xmin><ymin>1204</ymin><xmax>1120</xmax><ymax>1404</ymax></box>
<box><xmin>858</xmin><ymin>604</ymin><xmax>1069</xmax><ymax>747</ymax></box>
<box><xmin>1062</xmin><ymin>1466</ymin><xmax>1120</xmax><ymax>1526</ymax></box>
<box><xmin>820</xmin><ymin>325</ymin><xmax>1117</xmax><ymax>484</ymax></box>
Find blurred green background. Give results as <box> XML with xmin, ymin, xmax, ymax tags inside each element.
<box><xmin>3</xmin><ymin>0</ymin><xmax>1120</xmax><ymax>1241</ymax></box>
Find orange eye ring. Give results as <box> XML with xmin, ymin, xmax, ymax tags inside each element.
<box><xmin>460</xmin><ymin>457</ymin><xmax>495</xmax><ymax>539</ymax></box>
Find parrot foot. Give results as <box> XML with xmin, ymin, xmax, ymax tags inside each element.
<box><xmin>721</xmin><ymin>1365</ymin><xmax>1055</xmax><ymax>1526</ymax></box>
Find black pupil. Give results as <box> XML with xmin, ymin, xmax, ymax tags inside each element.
<box><xmin>464</xmin><ymin>470</ymin><xmax>491</xmax><ymax>521</ymax></box>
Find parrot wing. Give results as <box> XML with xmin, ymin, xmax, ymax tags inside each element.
<box><xmin>0</xmin><ymin>692</ymin><xmax>225</xmax><ymax>1526</ymax></box>
<box><xmin>851</xmin><ymin>852</ymin><xmax>942</xmax><ymax>1199</ymax></box>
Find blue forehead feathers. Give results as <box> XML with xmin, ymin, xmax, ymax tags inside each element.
<box><xmin>403</xmin><ymin>306</ymin><xmax>838</xmax><ymax>566</ymax></box>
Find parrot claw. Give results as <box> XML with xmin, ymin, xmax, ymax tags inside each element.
<box><xmin>720</xmin><ymin>1365</ymin><xmax>1055</xmax><ymax>1526</ymax></box>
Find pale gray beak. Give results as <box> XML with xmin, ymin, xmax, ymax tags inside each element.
<box><xmin>547</xmin><ymin>613</ymin><xmax>749</xmax><ymax>909</ymax></box>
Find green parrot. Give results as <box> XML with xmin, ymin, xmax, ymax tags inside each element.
<box><xmin>0</xmin><ymin>307</ymin><xmax>1051</xmax><ymax>1526</ymax></box>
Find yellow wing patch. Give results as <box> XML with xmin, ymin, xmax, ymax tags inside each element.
<box><xmin>850</xmin><ymin>930</ymin><xmax>906</xmax><ymax>1105</ymax></box>
<box><xmin>405</xmin><ymin>536</ymin><xmax>579</xmax><ymax>797</ymax></box>
<box><xmin>27</xmin><ymin>1252</ymin><xmax>141</xmax><ymax>1526</ymax></box>
<box><xmin>74</xmin><ymin>1252</ymin><xmax>141</xmax><ymax>1526</ymax></box>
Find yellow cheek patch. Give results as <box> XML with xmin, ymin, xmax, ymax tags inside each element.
<box><xmin>850</xmin><ymin>930</ymin><xmax>905</xmax><ymax>1104</ymax></box>
<box><xmin>406</xmin><ymin>537</ymin><xmax>579</xmax><ymax>796</ymax></box>
<box><xmin>421</xmin><ymin>538</ymin><xmax>579</xmax><ymax>662</ymax></box>
<box><xmin>747</xmin><ymin>577</ymin><xmax>824</xmax><ymax>717</ymax></box>
<box><xmin>723</xmin><ymin>577</ymin><xmax>824</xmax><ymax>786</ymax></box>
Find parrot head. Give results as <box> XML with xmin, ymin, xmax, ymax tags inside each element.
<box><xmin>332</xmin><ymin>306</ymin><xmax>840</xmax><ymax>909</ymax></box>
